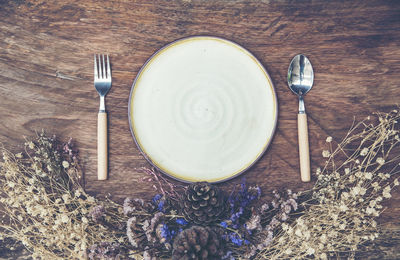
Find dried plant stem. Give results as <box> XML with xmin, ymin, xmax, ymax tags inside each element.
<box><xmin>0</xmin><ymin>134</ymin><xmax>135</xmax><ymax>259</ymax></box>
<box><xmin>256</xmin><ymin>109</ymin><xmax>400</xmax><ymax>259</ymax></box>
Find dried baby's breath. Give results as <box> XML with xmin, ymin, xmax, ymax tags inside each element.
<box><xmin>0</xmin><ymin>132</ymin><xmax>130</xmax><ymax>259</ymax></box>
<box><xmin>62</xmin><ymin>160</ymin><xmax>69</xmax><ymax>168</ymax></box>
<box><xmin>360</xmin><ymin>147</ymin><xmax>369</xmax><ymax>156</ymax></box>
<box><xmin>256</xmin><ymin>110</ymin><xmax>400</xmax><ymax>259</ymax></box>
<box><xmin>2</xmin><ymin>109</ymin><xmax>400</xmax><ymax>260</ymax></box>
<box><xmin>322</xmin><ymin>150</ymin><xmax>331</xmax><ymax>158</ymax></box>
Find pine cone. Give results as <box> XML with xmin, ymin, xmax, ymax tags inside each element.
<box><xmin>181</xmin><ymin>182</ymin><xmax>227</xmax><ymax>225</ymax></box>
<box><xmin>172</xmin><ymin>226</ymin><xmax>225</xmax><ymax>260</ymax></box>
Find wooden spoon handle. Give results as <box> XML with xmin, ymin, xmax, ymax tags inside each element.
<box><xmin>298</xmin><ymin>113</ymin><xmax>310</xmax><ymax>182</ymax></box>
<box><xmin>97</xmin><ymin>111</ymin><xmax>108</xmax><ymax>180</ymax></box>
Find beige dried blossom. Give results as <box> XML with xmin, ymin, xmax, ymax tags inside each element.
<box><xmin>360</xmin><ymin>147</ymin><xmax>369</xmax><ymax>156</ymax></box>
<box><xmin>382</xmin><ymin>186</ymin><xmax>392</xmax><ymax>198</ymax></box>
<box><xmin>0</xmin><ymin>133</ymin><xmax>129</xmax><ymax>259</ymax></box>
<box><xmin>365</xmin><ymin>171</ymin><xmax>373</xmax><ymax>180</ymax></box>
<box><xmin>376</xmin><ymin>157</ymin><xmax>385</xmax><ymax>165</ymax></box>
<box><xmin>322</xmin><ymin>150</ymin><xmax>331</xmax><ymax>158</ymax></box>
<box><xmin>256</xmin><ymin>110</ymin><xmax>400</xmax><ymax>259</ymax></box>
<box><xmin>62</xmin><ymin>160</ymin><xmax>69</xmax><ymax>168</ymax></box>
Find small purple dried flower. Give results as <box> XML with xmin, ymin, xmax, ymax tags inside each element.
<box><xmin>288</xmin><ymin>198</ymin><xmax>298</xmax><ymax>211</ymax></box>
<box><xmin>283</xmin><ymin>204</ymin><xmax>292</xmax><ymax>214</ymax></box>
<box><xmin>222</xmin><ymin>250</ymin><xmax>235</xmax><ymax>260</ymax></box>
<box><xmin>143</xmin><ymin>249</ymin><xmax>157</xmax><ymax>260</ymax></box>
<box><xmin>152</xmin><ymin>194</ymin><xmax>162</xmax><ymax>203</ymax></box>
<box><xmin>257</xmin><ymin>230</ymin><xmax>274</xmax><ymax>250</ymax></box>
<box><xmin>248</xmin><ymin>186</ymin><xmax>262</xmax><ymax>200</ymax></box>
<box><xmin>269</xmin><ymin>190</ymin><xmax>299</xmax><ymax>214</ymax></box>
<box><xmin>175</xmin><ymin>218</ymin><xmax>188</xmax><ymax>225</ymax></box>
<box><xmin>272</xmin><ymin>190</ymin><xmax>281</xmax><ymax>199</ymax></box>
<box><xmin>229</xmin><ymin>232</ymin><xmax>243</xmax><ymax>246</ymax></box>
<box><xmin>243</xmin><ymin>245</ymin><xmax>257</xmax><ymax>259</ymax></box>
<box><xmin>89</xmin><ymin>205</ymin><xmax>105</xmax><ymax>223</ymax></box>
<box><xmin>260</xmin><ymin>203</ymin><xmax>269</xmax><ymax>212</ymax></box>
<box><xmin>143</xmin><ymin>212</ymin><xmax>164</xmax><ymax>244</ymax></box>
<box><xmin>150</xmin><ymin>212</ymin><xmax>163</xmax><ymax>230</ymax></box>
<box><xmin>269</xmin><ymin>217</ymin><xmax>279</xmax><ymax>228</ymax></box>
<box><xmin>271</xmin><ymin>200</ymin><xmax>278</xmax><ymax>209</ymax></box>
<box><xmin>220</xmin><ymin>221</ymin><xmax>228</xmax><ymax>228</ymax></box>
<box><xmin>160</xmin><ymin>223</ymin><xmax>176</xmax><ymax>241</ymax></box>
<box><xmin>160</xmin><ymin>224</ymin><xmax>168</xmax><ymax>238</ymax></box>
<box><xmin>228</xmin><ymin>180</ymin><xmax>260</xmax><ymax>228</ymax></box>
<box><xmin>127</xmin><ymin>217</ymin><xmax>138</xmax><ymax>248</ymax></box>
<box><xmin>157</xmin><ymin>199</ymin><xmax>165</xmax><ymax>212</ymax></box>
<box><xmin>245</xmin><ymin>214</ymin><xmax>261</xmax><ymax>231</ymax></box>
<box><xmin>87</xmin><ymin>242</ymin><xmax>121</xmax><ymax>260</ymax></box>
<box><xmin>62</xmin><ymin>137</ymin><xmax>78</xmax><ymax>161</ymax></box>
<box><xmin>123</xmin><ymin>197</ymin><xmax>144</xmax><ymax>216</ymax></box>
<box><xmin>151</xmin><ymin>194</ymin><xmax>167</xmax><ymax>213</ymax></box>
<box><xmin>250</xmin><ymin>189</ymin><xmax>300</xmax><ymax>253</ymax></box>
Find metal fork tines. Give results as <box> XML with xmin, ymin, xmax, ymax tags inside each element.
<box><xmin>94</xmin><ymin>54</ymin><xmax>112</xmax><ymax>112</ymax></box>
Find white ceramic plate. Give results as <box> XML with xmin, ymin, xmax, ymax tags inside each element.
<box><xmin>129</xmin><ymin>36</ymin><xmax>277</xmax><ymax>183</ymax></box>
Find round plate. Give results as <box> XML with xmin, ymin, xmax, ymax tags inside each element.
<box><xmin>129</xmin><ymin>36</ymin><xmax>277</xmax><ymax>183</ymax></box>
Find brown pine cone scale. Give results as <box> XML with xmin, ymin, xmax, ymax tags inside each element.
<box><xmin>172</xmin><ymin>226</ymin><xmax>225</xmax><ymax>260</ymax></box>
<box><xmin>181</xmin><ymin>182</ymin><xmax>227</xmax><ymax>225</ymax></box>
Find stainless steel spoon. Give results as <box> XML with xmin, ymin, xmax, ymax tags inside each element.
<box><xmin>287</xmin><ymin>54</ymin><xmax>314</xmax><ymax>182</ymax></box>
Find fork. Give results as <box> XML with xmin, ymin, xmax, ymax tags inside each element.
<box><xmin>94</xmin><ymin>54</ymin><xmax>112</xmax><ymax>180</ymax></box>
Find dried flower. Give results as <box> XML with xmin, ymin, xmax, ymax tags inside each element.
<box><xmin>322</xmin><ymin>150</ymin><xmax>331</xmax><ymax>158</ymax></box>
<box><xmin>382</xmin><ymin>186</ymin><xmax>392</xmax><ymax>198</ymax></box>
<box><xmin>376</xmin><ymin>157</ymin><xmax>385</xmax><ymax>165</ymax></box>
<box><xmin>87</xmin><ymin>242</ymin><xmax>121</xmax><ymax>260</ymax></box>
<box><xmin>229</xmin><ymin>232</ymin><xmax>244</xmax><ymax>246</ymax></box>
<box><xmin>62</xmin><ymin>161</ymin><xmax>70</xmax><ymax>168</ymax></box>
<box><xmin>123</xmin><ymin>197</ymin><xmax>144</xmax><ymax>216</ymax></box>
<box><xmin>245</xmin><ymin>214</ymin><xmax>261</xmax><ymax>231</ymax></box>
<box><xmin>127</xmin><ymin>217</ymin><xmax>139</xmax><ymax>248</ymax></box>
<box><xmin>89</xmin><ymin>205</ymin><xmax>105</xmax><ymax>223</ymax></box>
<box><xmin>306</xmin><ymin>247</ymin><xmax>315</xmax><ymax>255</ymax></box>
<box><xmin>159</xmin><ymin>224</ymin><xmax>176</xmax><ymax>242</ymax></box>
<box><xmin>0</xmin><ymin>133</ymin><xmax>128</xmax><ymax>259</ymax></box>
<box><xmin>175</xmin><ymin>218</ymin><xmax>188</xmax><ymax>226</ymax></box>
<box><xmin>256</xmin><ymin>110</ymin><xmax>400</xmax><ymax>259</ymax></box>
<box><xmin>360</xmin><ymin>147</ymin><xmax>369</xmax><ymax>156</ymax></box>
<box><xmin>227</xmin><ymin>179</ymin><xmax>260</xmax><ymax>229</ymax></box>
<box><xmin>2</xmin><ymin>110</ymin><xmax>400</xmax><ymax>260</ymax></box>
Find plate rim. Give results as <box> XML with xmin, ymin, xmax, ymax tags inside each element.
<box><xmin>128</xmin><ymin>35</ymin><xmax>278</xmax><ymax>183</ymax></box>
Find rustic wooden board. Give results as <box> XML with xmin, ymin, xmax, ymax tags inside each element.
<box><xmin>1</xmin><ymin>0</ymin><xmax>400</xmax><ymax>258</ymax></box>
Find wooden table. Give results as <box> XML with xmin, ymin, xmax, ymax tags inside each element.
<box><xmin>1</xmin><ymin>0</ymin><xmax>400</xmax><ymax>258</ymax></box>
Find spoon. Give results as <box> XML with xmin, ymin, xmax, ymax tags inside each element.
<box><xmin>287</xmin><ymin>54</ymin><xmax>314</xmax><ymax>182</ymax></box>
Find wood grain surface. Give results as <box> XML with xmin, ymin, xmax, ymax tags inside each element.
<box><xmin>1</xmin><ymin>0</ymin><xmax>400</xmax><ymax>258</ymax></box>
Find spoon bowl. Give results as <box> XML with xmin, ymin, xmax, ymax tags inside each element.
<box><xmin>288</xmin><ymin>54</ymin><xmax>314</xmax><ymax>98</ymax></box>
<box><xmin>287</xmin><ymin>54</ymin><xmax>314</xmax><ymax>182</ymax></box>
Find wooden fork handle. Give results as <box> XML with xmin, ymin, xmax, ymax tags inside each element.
<box><xmin>97</xmin><ymin>111</ymin><xmax>108</xmax><ymax>180</ymax></box>
<box><xmin>298</xmin><ymin>113</ymin><xmax>311</xmax><ymax>182</ymax></box>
